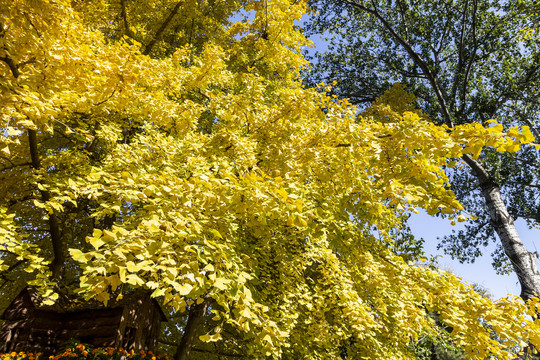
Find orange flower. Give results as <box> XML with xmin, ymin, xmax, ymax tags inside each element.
<box><xmin>11</xmin><ymin>353</ymin><xmax>17</xmax><ymax>357</ymax></box>
<box><xmin>82</xmin><ymin>352</ymin><xmax>88</xmax><ymax>357</ymax></box>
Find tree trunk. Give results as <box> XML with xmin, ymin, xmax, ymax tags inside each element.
<box><xmin>463</xmin><ymin>155</ymin><xmax>540</xmax><ymax>300</ymax></box>
<box><xmin>28</xmin><ymin>129</ymin><xmax>65</xmax><ymax>282</ymax></box>
<box><xmin>174</xmin><ymin>297</ymin><xmax>211</xmax><ymax>360</ymax></box>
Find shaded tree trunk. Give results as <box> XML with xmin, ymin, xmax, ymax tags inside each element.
<box><xmin>28</xmin><ymin>129</ymin><xmax>65</xmax><ymax>282</ymax></box>
<box><xmin>174</xmin><ymin>297</ymin><xmax>211</xmax><ymax>360</ymax></box>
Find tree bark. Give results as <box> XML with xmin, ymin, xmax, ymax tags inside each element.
<box><xmin>463</xmin><ymin>155</ymin><xmax>540</xmax><ymax>300</ymax></box>
<box><xmin>174</xmin><ymin>297</ymin><xmax>211</xmax><ymax>360</ymax></box>
<box><xmin>28</xmin><ymin>129</ymin><xmax>65</xmax><ymax>282</ymax></box>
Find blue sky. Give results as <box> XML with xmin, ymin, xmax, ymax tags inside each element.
<box><xmin>408</xmin><ymin>211</ymin><xmax>537</xmax><ymax>299</ymax></box>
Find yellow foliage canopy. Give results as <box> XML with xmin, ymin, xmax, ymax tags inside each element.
<box><xmin>0</xmin><ymin>0</ymin><xmax>539</xmax><ymax>358</ymax></box>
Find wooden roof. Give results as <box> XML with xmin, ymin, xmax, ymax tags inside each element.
<box><xmin>1</xmin><ymin>287</ymin><xmax>167</xmax><ymax>321</ymax></box>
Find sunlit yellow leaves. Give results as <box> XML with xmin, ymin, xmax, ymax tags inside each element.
<box><xmin>126</xmin><ymin>261</ymin><xmax>139</xmax><ymax>273</ymax></box>
<box><xmin>125</xmin><ymin>274</ymin><xmax>145</xmax><ymax>286</ymax></box>
<box><xmin>150</xmin><ymin>288</ymin><xmax>165</xmax><ymax>298</ymax></box>
<box><xmin>3</xmin><ymin>0</ymin><xmax>540</xmax><ymax>358</ymax></box>
<box><xmin>88</xmin><ymin>237</ymin><xmax>105</xmax><ymax>250</ymax></box>
<box><xmin>199</xmin><ymin>333</ymin><xmax>222</xmax><ymax>342</ymax></box>
<box><xmin>40</xmin><ymin>290</ymin><xmax>60</xmax><ymax>306</ymax></box>
<box><xmin>172</xmin><ymin>282</ymin><xmax>193</xmax><ymax>296</ymax></box>
<box><xmin>118</xmin><ymin>267</ymin><xmax>127</xmax><ymax>283</ymax></box>
<box><xmin>68</xmin><ymin>249</ymin><xmax>89</xmax><ymax>263</ymax></box>
<box><xmin>209</xmin><ymin>229</ymin><xmax>223</xmax><ymax>239</ymax></box>
<box><xmin>0</xmin><ymin>208</ymin><xmax>51</xmax><ymax>287</ymax></box>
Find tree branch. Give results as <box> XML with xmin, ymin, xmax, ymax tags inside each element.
<box><xmin>459</xmin><ymin>0</ymin><xmax>478</xmax><ymax>118</ymax></box>
<box><xmin>0</xmin><ymin>260</ymin><xmax>28</xmax><ymax>284</ymax></box>
<box><xmin>143</xmin><ymin>1</ymin><xmax>183</xmax><ymax>55</ymax></box>
<box><xmin>342</xmin><ymin>0</ymin><xmax>455</xmax><ymax>127</ymax></box>
<box><xmin>506</xmin><ymin>181</ymin><xmax>540</xmax><ymax>190</ymax></box>
<box><xmin>120</xmin><ymin>0</ymin><xmax>135</xmax><ymax>38</ymax></box>
<box><xmin>395</xmin><ymin>0</ymin><xmax>409</xmax><ymax>42</ymax></box>
<box><xmin>449</xmin><ymin>0</ymin><xmax>468</xmax><ymax>115</ymax></box>
<box><xmin>0</xmin><ymin>56</ymin><xmax>19</xmax><ymax>78</ymax></box>
<box><xmin>461</xmin><ymin>154</ymin><xmax>490</xmax><ymax>184</ymax></box>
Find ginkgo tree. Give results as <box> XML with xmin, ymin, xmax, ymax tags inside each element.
<box><xmin>2</xmin><ymin>0</ymin><xmax>540</xmax><ymax>359</ymax></box>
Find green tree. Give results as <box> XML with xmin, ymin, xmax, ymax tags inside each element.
<box><xmin>305</xmin><ymin>0</ymin><xmax>540</xmax><ymax>300</ymax></box>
